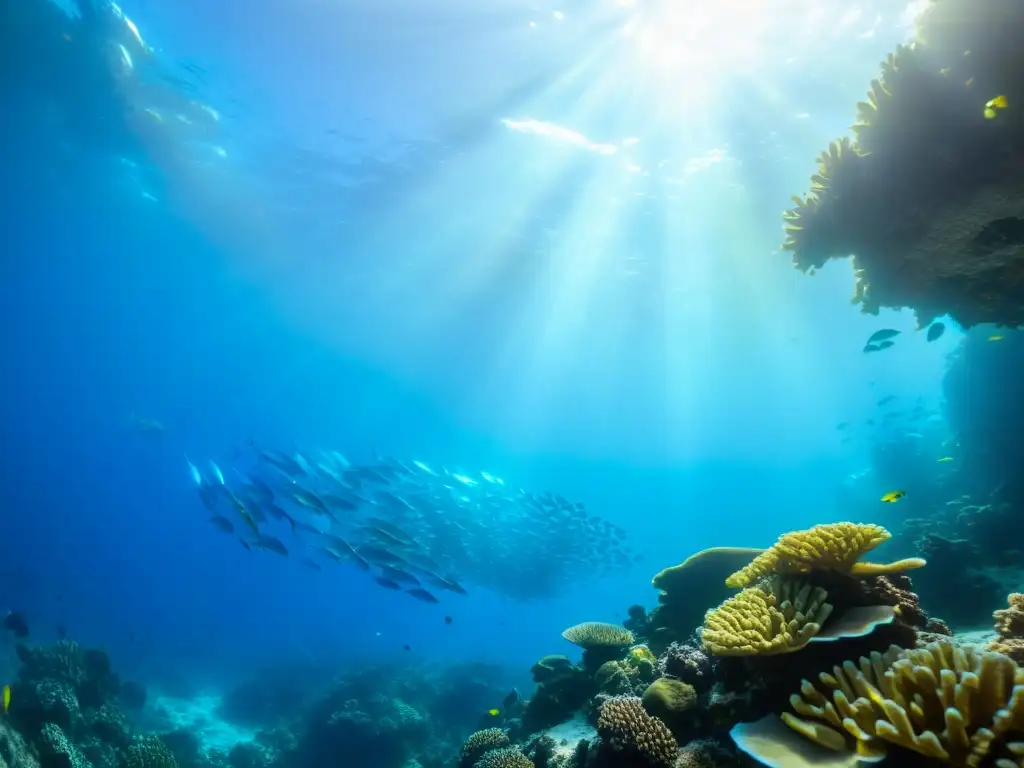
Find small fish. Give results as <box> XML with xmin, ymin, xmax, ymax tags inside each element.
<box><xmin>257</xmin><ymin>534</ymin><xmax>289</xmax><ymax>556</ymax></box>
<box><xmin>984</xmin><ymin>94</ymin><xmax>1008</xmax><ymax>119</ymax></box>
<box><xmin>444</xmin><ymin>616</ymin><xmax>453</xmax><ymax>625</ymax></box>
<box><xmin>185</xmin><ymin>456</ymin><xmax>203</xmax><ymax>486</ymax></box>
<box><xmin>881</xmin><ymin>490</ymin><xmax>906</xmax><ymax>503</ymax></box>
<box><xmin>208</xmin><ymin>461</ymin><xmax>226</xmax><ymax>485</ymax></box>
<box><xmin>3</xmin><ymin>685</ymin><xmax>10</xmax><ymax>714</ymax></box>
<box><xmin>405</xmin><ymin>588</ymin><xmax>440</xmax><ymax>604</ymax></box>
<box><xmin>403</xmin><ymin>644</ymin><xmax>412</xmax><ymax>652</ymax></box>
<box><xmin>876</xmin><ymin>396</ymin><xmax>897</xmax><ymax>406</ymax></box>
<box><xmin>835</xmin><ymin>421</ymin><xmax>849</xmax><ymax>431</ymax></box>
<box><xmin>937</xmin><ymin>457</ymin><xmax>955</xmax><ymax>463</ymax></box>
<box><xmin>926</xmin><ymin>322</ymin><xmax>945</xmax><ymax>342</ymax></box>
<box><xmin>867</xmin><ymin>329</ymin><xmax>900</xmax><ymax>344</ymax></box>
<box><xmin>487</xmin><ymin>708</ymin><xmax>500</xmax><ymax>717</ymax></box>
<box><xmin>502</xmin><ymin>688</ymin><xmax>519</xmax><ymax>710</ymax></box>
<box><xmin>988</xmin><ymin>334</ymin><xmax>1005</xmax><ymax>342</ymax></box>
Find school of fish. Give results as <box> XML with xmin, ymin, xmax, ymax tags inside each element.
<box><xmin>185</xmin><ymin>445</ymin><xmax>636</xmax><ymax>603</ymax></box>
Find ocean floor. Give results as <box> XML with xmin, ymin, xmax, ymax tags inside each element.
<box><xmin>141</xmin><ymin>693</ymin><xmax>255</xmax><ymax>753</ymax></box>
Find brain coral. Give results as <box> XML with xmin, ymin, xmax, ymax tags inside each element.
<box><xmin>732</xmin><ymin>638</ymin><xmax>1024</xmax><ymax>767</ymax></box>
<box><xmin>561</xmin><ymin>622</ymin><xmax>634</xmax><ymax>649</ymax></box>
<box><xmin>597</xmin><ymin>695</ymin><xmax>679</xmax><ymax>768</ymax></box>
<box><xmin>473</xmin><ymin>746</ymin><xmax>533</xmax><ymax>768</ymax></box>
<box><xmin>725</xmin><ymin>523</ymin><xmax>924</xmax><ymax>588</ymax></box>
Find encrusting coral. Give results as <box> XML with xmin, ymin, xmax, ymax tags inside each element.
<box><xmin>731</xmin><ymin>638</ymin><xmax>1024</xmax><ymax>768</ymax></box>
<box><xmin>779</xmin><ymin>0</ymin><xmax>1024</xmax><ymax>328</ymax></box>
<box><xmin>596</xmin><ymin>696</ymin><xmax>679</xmax><ymax>768</ymax></box>
<box><xmin>724</xmin><ymin>523</ymin><xmax>925</xmax><ymax>589</ymax></box>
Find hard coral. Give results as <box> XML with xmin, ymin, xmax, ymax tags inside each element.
<box><xmin>989</xmin><ymin>593</ymin><xmax>1024</xmax><ymax>663</ymax></box>
<box><xmin>724</xmin><ymin>523</ymin><xmax>924</xmax><ymax>588</ymax></box>
<box><xmin>560</xmin><ymin>623</ymin><xmax>634</xmax><ymax>650</ymax></box>
<box><xmin>122</xmin><ymin>736</ymin><xmax>178</xmax><ymax>768</ymax></box>
<box><xmin>596</xmin><ymin>696</ymin><xmax>678</xmax><ymax>768</ymax></box>
<box><xmin>460</xmin><ymin>728</ymin><xmax>510</xmax><ymax>768</ymax></box>
<box><xmin>640</xmin><ymin>678</ymin><xmax>696</xmax><ymax>722</ymax></box>
<box><xmin>701</xmin><ymin>577</ymin><xmax>834</xmax><ymax>656</ymax></box>
<box><xmin>732</xmin><ymin>638</ymin><xmax>1024</xmax><ymax>767</ymax></box>
<box><xmin>780</xmin><ymin>0</ymin><xmax>1024</xmax><ymax>328</ymax></box>
<box><xmin>473</xmin><ymin>746</ymin><xmax>532</xmax><ymax>768</ymax></box>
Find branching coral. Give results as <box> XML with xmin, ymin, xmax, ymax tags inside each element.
<box><xmin>724</xmin><ymin>523</ymin><xmax>925</xmax><ymax>588</ymax></box>
<box><xmin>123</xmin><ymin>735</ymin><xmax>179</xmax><ymax>768</ymax></box>
<box><xmin>597</xmin><ymin>696</ymin><xmax>679</xmax><ymax>768</ymax></box>
<box><xmin>474</xmin><ymin>746</ymin><xmax>533</xmax><ymax>768</ymax></box>
<box><xmin>561</xmin><ymin>623</ymin><xmax>634</xmax><ymax>649</ymax></box>
<box><xmin>732</xmin><ymin>638</ymin><xmax>1024</xmax><ymax>767</ymax></box>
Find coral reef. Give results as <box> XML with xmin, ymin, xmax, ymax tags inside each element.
<box><xmin>646</xmin><ymin>548</ymin><xmax>761</xmax><ymax>654</ymax></box>
<box><xmin>733</xmin><ymin>638</ymin><xmax>1024</xmax><ymax>767</ymax></box>
<box><xmin>779</xmin><ymin>0</ymin><xmax>1024</xmax><ymax>327</ymax></box>
<box><xmin>459</xmin><ymin>729</ymin><xmax>511</xmax><ymax>768</ymax></box>
<box><xmin>989</xmin><ymin>593</ymin><xmax>1024</xmax><ymax>663</ymax></box>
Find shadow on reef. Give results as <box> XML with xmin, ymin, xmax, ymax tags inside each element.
<box><xmin>779</xmin><ymin>0</ymin><xmax>1024</xmax><ymax>328</ymax></box>
<box><xmin>449</xmin><ymin>520</ymin><xmax>1024</xmax><ymax>768</ymax></box>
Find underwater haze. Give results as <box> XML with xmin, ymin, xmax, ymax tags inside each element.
<box><xmin>4</xmin><ymin>0</ymin><xmax>1020</xmax><ymax>767</ymax></box>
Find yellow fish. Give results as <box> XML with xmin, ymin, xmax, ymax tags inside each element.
<box><xmin>3</xmin><ymin>685</ymin><xmax>10</xmax><ymax>714</ymax></box>
<box><xmin>985</xmin><ymin>94</ymin><xmax>1008</xmax><ymax>119</ymax></box>
<box><xmin>937</xmin><ymin>457</ymin><xmax>955</xmax><ymax>462</ymax></box>
<box><xmin>487</xmin><ymin>708</ymin><xmax>500</xmax><ymax>717</ymax></box>
<box><xmin>988</xmin><ymin>334</ymin><xmax>1005</xmax><ymax>341</ymax></box>
<box><xmin>881</xmin><ymin>490</ymin><xmax>906</xmax><ymax>503</ymax></box>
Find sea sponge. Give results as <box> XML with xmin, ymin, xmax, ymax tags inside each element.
<box><xmin>460</xmin><ymin>728</ymin><xmax>510</xmax><ymax>767</ymax></box>
<box><xmin>474</xmin><ymin>746</ymin><xmax>533</xmax><ymax>768</ymax></box>
<box><xmin>561</xmin><ymin>622</ymin><xmax>634</xmax><ymax>649</ymax></box>
<box><xmin>724</xmin><ymin>523</ymin><xmax>925</xmax><ymax>588</ymax></box>
<box><xmin>123</xmin><ymin>736</ymin><xmax>179</xmax><ymax>768</ymax></box>
<box><xmin>641</xmin><ymin>678</ymin><xmax>697</xmax><ymax>720</ymax></box>
<box><xmin>989</xmin><ymin>593</ymin><xmax>1024</xmax><ymax>664</ymax></box>
<box><xmin>731</xmin><ymin>638</ymin><xmax>1024</xmax><ymax>768</ymax></box>
<box><xmin>597</xmin><ymin>695</ymin><xmax>679</xmax><ymax>768</ymax></box>
<box><xmin>702</xmin><ymin>577</ymin><xmax>833</xmax><ymax>656</ymax></box>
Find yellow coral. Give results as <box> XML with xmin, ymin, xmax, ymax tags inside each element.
<box><xmin>630</xmin><ymin>645</ymin><xmax>657</xmax><ymax>664</ymax></box>
<box><xmin>724</xmin><ymin>522</ymin><xmax>925</xmax><ymax>588</ymax></box>
<box><xmin>702</xmin><ymin>577</ymin><xmax>833</xmax><ymax>656</ymax></box>
<box><xmin>732</xmin><ymin>639</ymin><xmax>1024</xmax><ymax>768</ymax></box>
<box><xmin>642</xmin><ymin>678</ymin><xmax>697</xmax><ymax>720</ymax></box>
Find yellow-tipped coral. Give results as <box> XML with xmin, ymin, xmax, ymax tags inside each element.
<box><xmin>732</xmin><ymin>638</ymin><xmax>1024</xmax><ymax>768</ymax></box>
<box><xmin>702</xmin><ymin>577</ymin><xmax>834</xmax><ymax>656</ymax></box>
<box><xmin>724</xmin><ymin>523</ymin><xmax>925</xmax><ymax>588</ymax></box>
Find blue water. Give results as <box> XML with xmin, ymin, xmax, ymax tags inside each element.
<box><xmin>0</xmin><ymin>0</ymin><xmax>968</xmax><ymax>753</ymax></box>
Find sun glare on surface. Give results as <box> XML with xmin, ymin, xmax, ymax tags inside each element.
<box><xmin>615</xmin><ymin>0</ymin><xmax>774</xmax><ymax>99</ymax></box>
